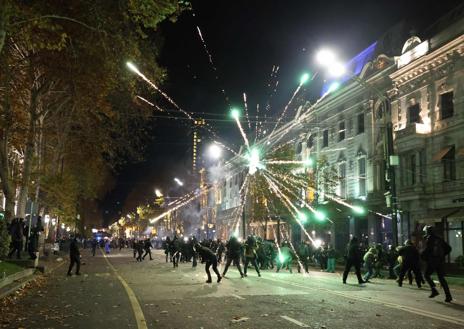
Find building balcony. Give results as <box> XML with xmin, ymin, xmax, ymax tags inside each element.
<box><xmin>395</xmin><ymin>123</ymin><xmax>431</xmax><ymax>140</ymax></box>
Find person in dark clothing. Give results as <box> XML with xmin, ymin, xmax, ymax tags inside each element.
<box><xmin>342</xmin><ymin>237</ymin><xmax>365</xmax><ymax>284</ymax></box>
<box><xmin>396</xmin><ymin>240</ymin><xmax>423</xmax><ymax>288</ymax></box>
<box><xmin>171</xmin><ymin>236</ymin><xmax>181</xmax><ymax>267</ymax></box>
<box><xmin>222</xmin><ymin>236</ymin><xmax>244</xmax><ymax>278</ymax></box>
<box><xmin>28</xmin><ymin>230</ymin><xmax>39</xmax><ymax>260</ymax></box>
<box><xmin>7</xmin><ymin>218</ymin><xmax>24</xmax><ymax>259</ymax></box>
<box><xmin>243</xmin><ymin>236</ymin><xmax>261</xmax><ymax>277</ymax></box>
<box><xmin>142</xmin><ymin>238</ymin><xmax>153</xmax><ymax>260</ymax></box>
<box><xmin>135</xmin><ymin>240</ymin><xmax>144</xmax><ymax>262</ymax></box>
<box><xmin>195</xmin><ymin>243</ymin><xmax>222</xmax><ymax>283</ymax></box>
<box><xmin>421</xmin><ymin>226</ymin><xmax>452</xmax><ymax>302</ymax></box>
<box><xmin>163</xmin><ymin>237</ymin><xmax>171</xmax><ymax>262</ymax></box>
<box><xmin>297</xmin><ymin>241</ymin><xmax>311</xmax><ymax>273</ymax></box>
<box><xmin>67</xmin><ymin>237</ymin><xmax>81</xmax><ymax>276</ymax></box>
<box><xmin>91</xmin><ymin>239</ymin><xmax>97</xmax><ymax>256</ymax></box>
<box><xmin>386</xmin><ymin>245</ymin><xmax>398</xmax><ymax>279</ymax></box>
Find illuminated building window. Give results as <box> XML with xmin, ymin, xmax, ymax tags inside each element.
<box><xmin>307</xmin><ymin>135</ymin><xmax>314</xmax><ymax>149</ymax></box>
<box><xmin>408</xmin><ymin>104</ymin><xmax>421</xmax><ymax>124</ymax></box>
<box><xmin>443</xmin><ymin>146</ymin><xmax>456</xmax><ymax>181</ymax></box>
<box><xmin>358</xmin><ymin>157</ymin><xmax>366</xmax><ymax>197</ymax></box>
<box><xmin>322</xmin><ymin>129</ymin><xmax>329</xmax><ymax>148</ymax></box>
<box><xmin>440</xmin><ymin>91</ymin><xmax>454</xmax><ymax>120</ymax></box>
<box><xmin>357</xmin><ymin>113</ymin><xmax>365</xmax><ymax>134</ymax></box>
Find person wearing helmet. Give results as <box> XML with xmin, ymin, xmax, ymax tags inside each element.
<box><xmin>421</xmin><ymin>226</ymin><xmax>452</xmax><ymax>302</ymax></box>
<box><xmin>396</xmin><ymin>239</ymin><xmax>422</xmax><ymax>288</ymax></box>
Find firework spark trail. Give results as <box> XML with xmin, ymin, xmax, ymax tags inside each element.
<box><xmin>262</xmin><ymin>174</ymin><xmax>315</xmax><ymax>244</ymax></box>
<box><xmin>243</xmin><ymin>93</ymin><xmax>251</xmax><ymax>130</ymax></box>
<box><xmin>264</xmin><ymin>170</ymin><xmax>334</xmax><ymax>224</ymax></box>
<box><xmin>213</xmin><ymin>140</ymin><xmax>240</xmax><ymax>157</ymax></box>
<box><xmin>264</xmin><ymin>160</ymin><xmax>308</xmax><ymax>165</ymax></box>
<box><xmin>281</xmin><ymin>225</ymin><xmax>309</xmax><ymax>277</ymax></box>
<box><xmin>269</xmin><ymin>83</ymin><xmax>302</xmax><ymax>137</ymax></box>
<box><xmin>270</xmin><ymin>225</ymin><xmax>283</xmax><ymax>262</ymax></box>
<box><xmin>192</xmin><ymin>11</ymin><xmax>230</xmax><ymax>106</ymax></box>
<box><xmin>167</xmin><ymin>190</ymin><xmax>197</xmax><ymax>207</ymax></box>
<box><xmin>227</xmin><ymin>174</ymin><xmax>250</xmax><ymax>236</ymax></box>
<box><xmin>128</xmin><ymin>63</ymin><xmax>222</xmax><ymax>141</ymax></box>
<box><xmin>233</xmin><ymin>115</ymin><xmax>250</xmax><ymax>150</ymax></box>
<box><xmin>149</xmin><ymin>186</ymin><xmax>212</xmax><ymax>224</ymax></box>
<box><xmin>254</xmin><ymin>104</ymin><xmax>260</xmax><ymax>143</ymax></box>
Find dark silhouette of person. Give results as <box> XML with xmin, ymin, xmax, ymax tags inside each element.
<box><xmin>342</xmin><ymin>237</ymin><xmax>365</xmax><ymax>284</ymax></box>
<box><xmin>67</xmin><ymin>237</ymin><xmax>81</xmax><ymax>276</ymax></box>
<box><xmin>195</xmin><ymin>243</ymin><xmax>222</xmax><ymax>283</ymax></box>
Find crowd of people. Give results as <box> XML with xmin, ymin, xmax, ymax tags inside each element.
<box><xmin>64</xmin><ymin>224</ymin><xmax>453</xmax><ymax>303</ymax></box>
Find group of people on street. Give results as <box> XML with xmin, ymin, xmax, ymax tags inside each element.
<box><xmin>63</xmin><ymin>224</ymin><xmax>454</xmax><ymax>303</ymax></box>
<box><xmin>7</xmin><ymin>217</ymin><xmax>43</xmax><ymax>260</ymax></box>
<box><xmin>342</xmin><ymin>226</ymin><xmax>453</xmax><ymax>302</ymax></box>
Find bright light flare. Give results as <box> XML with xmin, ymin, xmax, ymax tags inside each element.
<box><xmin>174</xmin><ymin>178</ymin><xmax>184</xmax><ymax>186</ymax></box>
<box><xmin>353</xmin><ymin>206</ymin><xmax>366</xmax><ymax>215</ymax></box>
<box><xmin>208</xmin><ymin>144</ymin><xmax>222</xmax><ymax>160</ymax></box>
<box><xmin>155</xmin><ymin>189</ymin><xmax>163</xmax><ymax>197</ymax></box>
<box><xmin>247</xmin><ymin>147</ymin><xmax>262</xmax><ymax>175</ymax></box>
<box><xmin>316</xmin><ymin>49</ymin><xmax>336</xmax><ymax>67</ymax></box>
<box><xmin>328</xmin><ymin>62</ymin><xmax>346</xmax><ymax>77</ymax></box>
<box><xmin>314</xmin><ymin>210</ymin><xmax>326</xmax><ymax>221</ymax></box>
<box><xmin>126</xmin><ymin>61</ymin><xmax>141</xmax><ymax>75</ymax></box>
<box><xmin>300</xmin><ymin>72</ymin><xmax>310</xmax><ymax>85</ymax></box>
<box><xmin>328</xmin><ymin>81</ymin><xmax>341</xmax><ymax>93</ymax></box>
<box><xmin>231</xmin><ymin>108</ymin><xmax>240</xmax><ymax>119</ymax></box>
<box><xmin>313</xmin><ymin>238</ymin><xmax>323</xmax><ymax>249</ymax></box>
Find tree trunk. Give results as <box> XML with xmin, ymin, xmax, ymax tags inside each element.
<box><xmin>16</xmin><ymin>92</ymin><xmax>38</xmax><ymax>218</ymax></box>
<box><xmin>0</xmin><ymin>0</ymin><xmax>10</xmax><ymax>56</ymax></box>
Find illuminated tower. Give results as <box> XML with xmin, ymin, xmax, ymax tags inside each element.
<box><xmin>192</xmin><ymin>119</ymin><xmax>205</xmax><ymax>172</ymax></box>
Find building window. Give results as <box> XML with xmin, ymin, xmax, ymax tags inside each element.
<box><xmin>322</xmin><ymin>129</ymin><xmax>329</xmax><ymax>148</ymax></box>
<box><xmin>419</xmin><ymin>150</ymin><xmax>426</xmax><ymax>184</ymax></box>
<box><xmin>409</xmin><ymin>154</ymin><xmax>416</xmax><ymax>185</ymax></box>
<box><xmin>338</xmin><ymin>121</ymin><xmax>345</xmax><ymax>142</ymax></box>
<box><xmin>408</xmin><ymin>104</ymin><xmax>421</xmax><ymax>124</ymax></box>
<box><xmin>358</xmin><ymin>157</ymin><xmax>366</xmax><ymax>197</ymax></box>
<box><xmin>357</xmin><ymin>113</ymin><xmax>364</xmax><ymax>134</ymax></box>
<box><xmin>443</xmin><ymin>146</ymin><xmax>456</xmax><ymax>181</ymax></box>
<box><xmin>440</xmin><ymin>91</ymin><xmax>454</xmax><ymax>120</ymax></box>
<box><xmin>307</xmin><ymin>135</ymin><xmax>314</xmax><ymax>149</ymax></box>
<box><xmin>339</xmin><ymin>162</ymin><xmax>346</xmax><ymax>198</ymax></box>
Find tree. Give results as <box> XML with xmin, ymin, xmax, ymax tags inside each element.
<box><xmin>0</xmin><ymin>1</ymin><xmax>189</xmax><ymax>225</ymax></box>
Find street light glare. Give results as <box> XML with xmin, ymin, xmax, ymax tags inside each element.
<box><xmin>316</xmin><ymin>49</ymin><xmax>336</xmax><ymax>67</ymax></box>
<box><xmin>328</xmin><ymin>61</ymin><xmax>346</xmax><ymax>77</ymax></box>
<box><xmin>328</xmin><ymin>81</ymin><xmax>341</xmax><ymax>93</ymax></box>
<box><xmin>208</xmin><ymin>144</ymin><xmax>222</xmax><ymax>159</ymax></box>
<box><xmin>230</xmin><ymin>108</ymin><xmax>240</xmax><ymax>119</ymax></box>
<box><xmin>155</xmin><ymin>189</ymin><xmax>163</xmax><ymax>197</ymax></box>
<box><xmin>174</xmin><ymin>178</ymin><xmax>184</xmax><ymax>186</ymax></box>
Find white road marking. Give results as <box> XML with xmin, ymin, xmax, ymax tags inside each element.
<box><xmin>102</xmin><ymin>252</ymin><xmax>148</xmax><ymax>329</ymax></box>
<box><xmin>280</xmin><ymin>315</ymin><xmax>310</xmax><ymax>327</ymax></box>
<box><xmin>263</xmin><ymin>276</ymin><xmax>464</xmax><ymax>326</ymax></box>
<box><xmin>231</xmin><ymin>294</ymin><xmax>245</xmax><ymax>300</ymax></box>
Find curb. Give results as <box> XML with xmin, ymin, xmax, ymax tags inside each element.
<box><xmin>0</xmin><ymin>260</ymin><xmax>66</xmax><ymax>300</ymax></box>
<box><xmin>0</xmin><ymin>268</ymin><xmax>35</xmax><ymax>290</ymax></box>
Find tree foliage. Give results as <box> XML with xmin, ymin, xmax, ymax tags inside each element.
<box><xmin>0</xmin><ymin>1</ymin><xmax>188</xmax><ymax>229</ymax></box>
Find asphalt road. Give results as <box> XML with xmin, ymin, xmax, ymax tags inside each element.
<box><xmin>2</xmin><ymin>248</ymin><xmax>464</xmax><ymax>329</ymax></box>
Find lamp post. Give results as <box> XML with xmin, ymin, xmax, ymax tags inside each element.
<box><xmin>315</xmin><ymin>49</ymin><xmax>399</xmax><ymax>246</ymax></box>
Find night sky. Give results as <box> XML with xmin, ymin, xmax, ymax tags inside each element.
<box><xmin>101</xmin><ymin>0</ymin><xmax>462</xmax><ymax>226</ymax></box>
